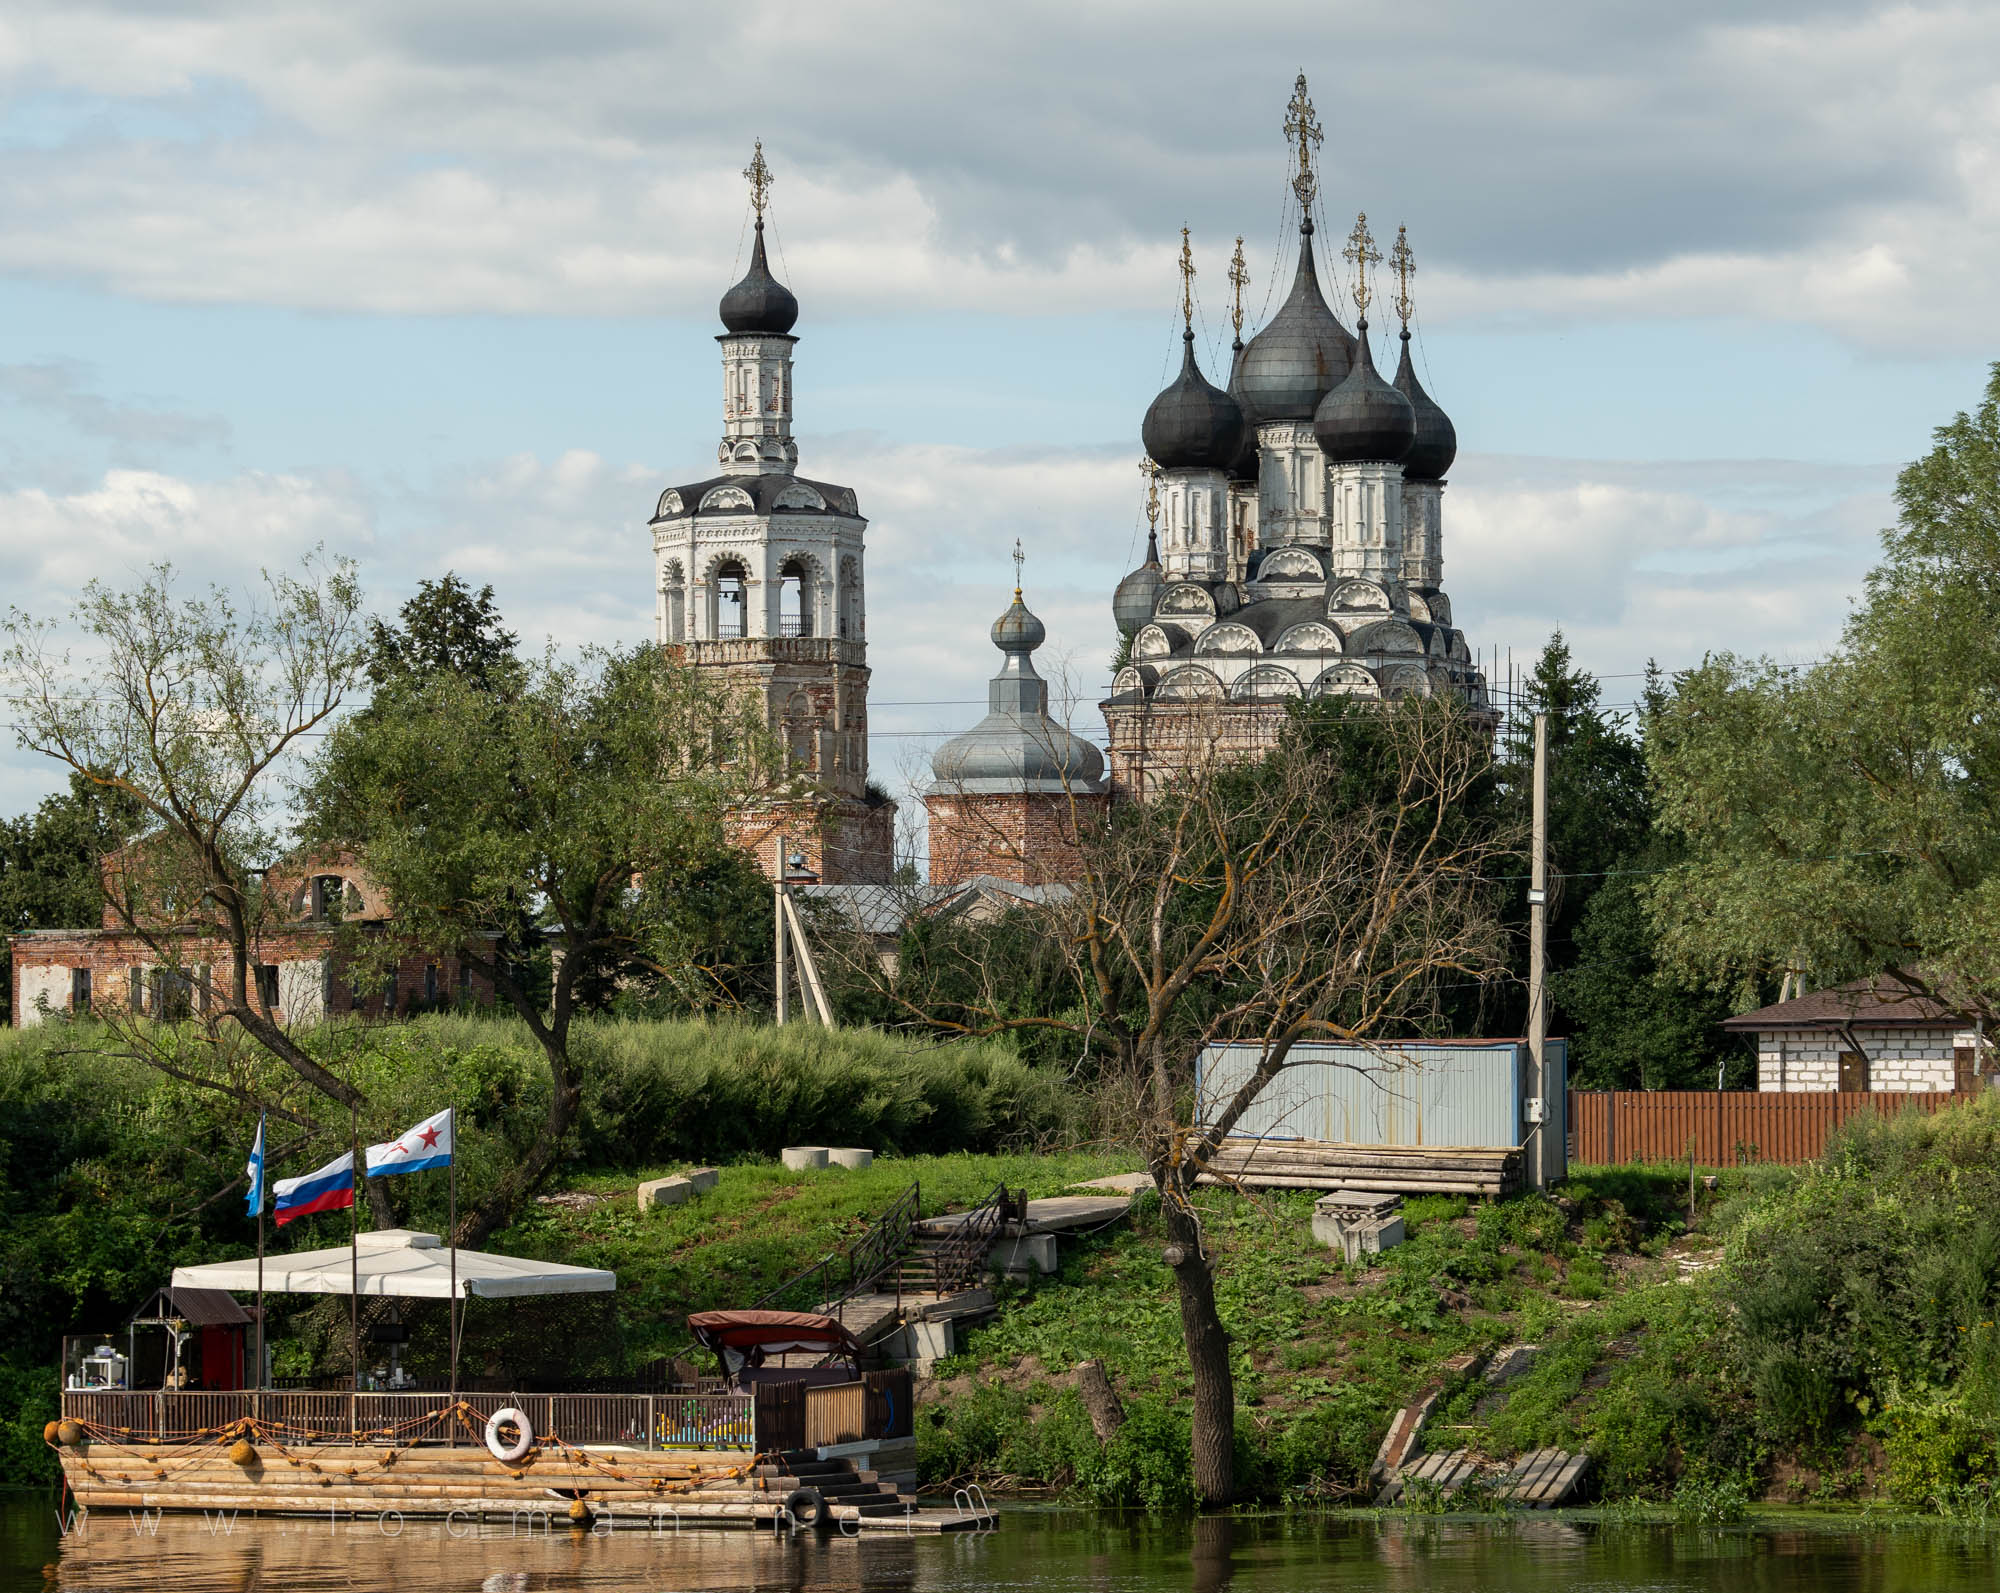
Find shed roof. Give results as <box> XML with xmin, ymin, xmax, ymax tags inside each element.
<box><xmin>1720</xmin><ymin>975</ymin><xmax>1964</xmax><ymax>1032</ymax></box>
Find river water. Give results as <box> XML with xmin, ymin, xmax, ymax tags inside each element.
<box><xmin>6</xmin><ymin>1492</ymin><xmax>1999</xmax><ymax>1591</ymax></box>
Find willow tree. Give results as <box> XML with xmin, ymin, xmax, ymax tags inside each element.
<box><xmin>1645</xmin><ymin>363</ymin><xmax>2000</xmax><ymax>1017</ymax></box>
<box><xmin>839</xmin><ymin>696</ymin><xmax>1513</xmax><ymax>1503</ymax></box>
<box><xmin>301</xmin><ymin>642</ymin><xmax>774</xmax><ymax>1241</ymax></box>
<box><xmin>1</xmin><ymin>558</ymin><xmax>382</xmax><ymax>1146</ymax></box>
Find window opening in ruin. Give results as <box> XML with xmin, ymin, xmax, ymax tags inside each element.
<box><xmin>784</xmin><ymin>692</ymin><xmax>814</xmax><ymax>770</ymax></box>
<box><xmin>778</xmin><ymin>558</ymin><xmax>813</xmax><ymax>637</ymax></box>
<box><xmin>256</xmin><ymin>965</ymin><xmax>279</xmax><ymax>1013</ymax></box>
<box><xmin>715</xmin><ymin>561</ymin><xmax>748</xmax><ymax>638</ymax></box>
<box><xmin>424</xmin><ymin>963</ymin><xmax>438</xmax><ymax>1002</ymax></box>
<box><xmin>70</xmin><ymin>967</ymin><xmax>91</xmax><ymax>1012</ymax></box>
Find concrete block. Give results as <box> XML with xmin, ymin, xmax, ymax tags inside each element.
<box><xmin>638</xmin><ymin>1176</ymin><xmax>693</xmax><ymax>1210</ymax></box>
<box><xmin>686</xmin><ymin>1167</ymin><xmax>719</xmax><ymax>1192</ymax></box>
<box><xmin>990</xmin><ymin>1233</ymin><xmax>1058</xmax><ymax>1275</ymax></box>
<box><xmin>1312</xmin><ymin>1200</ymin><xmax>1406</xmax><ymax>1264</ymax></box>
<box><xmin>781</xmin><ymin>1146</ymin><xmax>829</xmax><ymax>1171</ymax></box>
<box><xmin>883</xmin><ymin>1317</ymin><xmax>955</xmax><ymax>1373</ymax></box>
<box><xmin>829</xmin><ymin>1148</ymin><xmax>874</xmax><ymax>1170</ymax></box>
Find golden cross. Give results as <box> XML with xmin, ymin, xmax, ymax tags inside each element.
<box><xmin>1012</xmin><ymin>538</ymin><xmax>1025</xmax><ymax>596</ymax></box>
<box><xmin>1343</xmin><ymin>212</ymin><xmax>1381</xmax><ymax>319</ymax></box>
<box><xmin>1284</xmin><ymin>73</ymin><xmax>1322</xmax><ymax>210</ymax></box>
<box><xmin>743</xmin><ymin>140</ymin><xmax>772</xmax><ymax>221</ymax></box>
<box><xmin>1178</xmin><ymin>226</ymin><xmax>1195</xmax><ymax>333</ymax></box>
<box><xmin>1140</xmin><ymin>457</ymin><xmax>1161</xmax><ymax>529</ymax></box>
<box><xmin>1391</xmin><ymin>224</ymin><xmax>1415</xmax><ymax>328</ymax></box>
<box><xmin>1228</xmin><ymin>236</ymin><xmax>1248</xmax><ymax>340</ymax></box>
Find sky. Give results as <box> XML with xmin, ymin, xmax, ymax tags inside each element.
<box><xmin>1</xmin><ymin>0</ymin><xmax>1996</xmax><ymax>828</ymax></box>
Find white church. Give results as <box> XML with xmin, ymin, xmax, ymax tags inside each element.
<box><xmin>648</xmin><ymin>78</ymin><xmax>1491</xmax><ymax>882</ymax></box>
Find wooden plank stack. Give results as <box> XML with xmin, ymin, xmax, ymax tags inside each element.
<box><xmin>1497</xmin><ymin>1448</ymin><xmax>1590</xmax><ymax>1508</ymax></box>
<box><xmin>1198</xmin><ymin>1139</ymin><xmax>1521</xmax><ymax>1199</ymax></box>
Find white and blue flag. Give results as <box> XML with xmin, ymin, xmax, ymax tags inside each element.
<box><xmin>245</xmin><ymin>1113</ymin><xmax>266</xmax><ymax>1217</ymax></box>
<box><xmin>365</xmin><ymin>1108</ymin><xmax>454</xmax><ymax>1178</ymax></box>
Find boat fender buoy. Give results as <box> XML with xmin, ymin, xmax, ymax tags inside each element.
<box><xmin>42</xmin><ymin>1422</ymin><xmax>60</xmax><ymax>1446</ymax></box>
<box><xmin>55</xmin><ymin>1421</ymin><xmax>85</xmax><ymax>1449</ymax></box>
<box><xmin>485</xmin><ymin>1406</ymin><xmax>535</xmax><ymax>1463</ymax></box>
<box><xmin>567</xmin><ymin>1498</ymin><xmax>592</xmax><ymax>1524</ymax></box>
<box><xmin>784</xmin><ymin>1486</ymin><xmax>827</xmax><ymax>1528</ymax></box>
<box><xmin>228</xmin><ymin>1439</ymin><xmax>257</xmax><ymax>1467</ymax></box>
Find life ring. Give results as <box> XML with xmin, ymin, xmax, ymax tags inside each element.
<box><xmin>783</xmin><ymin>1486</ymin><xmax>827</xmax><ymax>1528</ymax></box>
<box><xmin>485</xmin><ymin>1406</ymin><xmax>535</xmax><ymax>1463</ymax></box>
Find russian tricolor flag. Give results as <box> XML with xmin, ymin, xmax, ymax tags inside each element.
<box><xmin>366</xmin><ymin>1108</ymin><xmax>454</xmax><ymax>1178</ymax></box>
<box><xmin>273</xmin><ymin>1150</ymin><xmax>355</xmax><ymax>1227</ymax></box>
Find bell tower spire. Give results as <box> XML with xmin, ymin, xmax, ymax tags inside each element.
<box><xmin>716</xmin><ymin>140</ymin><xmax>800</xmax><ymax>476</ymax></box>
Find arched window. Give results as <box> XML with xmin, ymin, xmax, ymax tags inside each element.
<box><xmin>712</xmin><ymin>559</ymin><xmax>748</xmax><ymax>639</ymax></box>
<box><xmin>662</xmin><ymin>560</ymin><xmax>686</xmax><ymax>644</ymax></box>
<box><xmin>778</xmin><ymin>557</ymin><xmax>813</xmax><ymax>637</ymax></box>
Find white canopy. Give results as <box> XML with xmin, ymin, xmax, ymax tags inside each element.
<box><xmin>169</xmin><ymin>1229</ymin><xmax>616</xmax><ymax>1301</ymax></box>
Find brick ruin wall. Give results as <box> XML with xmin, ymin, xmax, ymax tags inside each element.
<box><xmin>925</xmin><ymin>791</ymin><xmax>1110</xmax><ymax>887</ymax></box>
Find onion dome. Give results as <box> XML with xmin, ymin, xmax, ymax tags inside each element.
<box><xmin>1142</xmin><ymin>332</ymin><xmax>1245</xmax><ymax>471</ymax></box>
<box><xmin>1234</xmin><ymin>221</ymin><xmax>1356</xmax><ymax>425</ymax></box>
<box><xmin>930</xmin><ymin>591</ymin><xmax>1107</xmax><ymax>795</ymax></box>
<box><xmin>1113</xmin><ymin>529</ymin><xmax>1165</xmax><ymax>636</ymax></box>
<box><xmin>1224</xmin><ymin>338</ymin><xmax>1259</xmax><ymax>483</ymax></box>
<box><xmin>718</xmin><ymin>221</ymin><xmax>798</xmax><ymax>335</ymax></box>
<box><xmin>1393</xmin><ymin>330</ymin><xmax>1457</xmax><ymax>481</ymax></box>
<box><xmin>1313</xmin><ymin>320</ymin><xmax>1414</xmax><ymax>464</ymax></box>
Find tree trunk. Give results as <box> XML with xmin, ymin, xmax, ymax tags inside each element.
<box><xmin>1162</xmin><ymin>1193</ymin><xmax>1234</xmax><ymax>1505</ymax></box>
<box><xmin>1074</xmin><ymin>1358</ymin><xmax>1127</xmax><ymax>1445</ymax></box>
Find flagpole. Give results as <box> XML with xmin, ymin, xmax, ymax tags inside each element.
<box><xmin>255</xmin><ymin>1127</ymin><xmax>266</xmax><ymax>1395</ymax></box>
<box><xmin>448</xmin><ymin>1106</ymin><xmax>459</xmax><ymax>1408</ymax></box>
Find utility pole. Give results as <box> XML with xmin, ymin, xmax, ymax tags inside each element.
<box><xmin>774</xmin><ymin>836</ymin><xmax>790</xmax><ymax>1025</ymax></box>
<box><xmin>1526</xmin><ymin>711</ymin><xmax>1549</xmax><ymax>1190</ymax></box>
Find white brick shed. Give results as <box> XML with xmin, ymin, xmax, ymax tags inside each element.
<box><xmin>1722</xmin><ymin>975</ymin><xmax>1989</xmax><ymax>1094</ymax></box>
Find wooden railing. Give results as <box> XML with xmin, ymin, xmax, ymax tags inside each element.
<box><xmin>805</xmin><ymin>1382</ymin><xmax>866</xmax><ymax>1447</ymax></box>
<box><xmin>1568</xmin><ymin>1089</ymin><xmax>1980</xmax><ymax>1167</ymax></box>
<box><xmin>60</xmin><ymin>1388</ymin><xmax>757</xmax><ymax>1451</ymax></box>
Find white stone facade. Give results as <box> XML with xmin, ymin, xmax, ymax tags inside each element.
<box><xmin>1328</xmin><ymin>460</ymin><xmax>1404</xmax><ymax>585</ymax></box>
<box><xmin>1753</xmin><ymin>1025</ymin><xmax>1979</xmax><ymax>1093</ymax></box>
<box><xmin>1160</xmin><ymin>468</ymin><xmax>1230</xmax><ymax>581</ymax></box>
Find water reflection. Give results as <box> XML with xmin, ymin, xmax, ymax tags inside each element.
<box><xmin>10</xmin><ymin>1499</ymin><xmax>2000</xmax><ymax>1593</ymax></box>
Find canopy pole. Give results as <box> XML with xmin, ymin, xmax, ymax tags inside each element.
<box><xmin>349</xmin><ymin>1103</ymin><xmax>361</xmax><ymax>1427</ymax></box>
<box><xmin>448</xmin><ymin>1105</ymin><xmax>459</xmax><ymax>1409</ymax></box>
<box><xmin>255</xmin><ymin>1153</ymin><xmax>266</xmax><ymax>1396</ymax></box>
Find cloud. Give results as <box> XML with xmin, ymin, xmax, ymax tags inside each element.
<box><xmin>0</xmin><ymin>1</ymin><xmax>1993</xmax><ymax>347</ymax></box>
<box><xmin>0</xmin><ymin>360</ymin><xmax>230</xmax><ymax>449</ymax></box>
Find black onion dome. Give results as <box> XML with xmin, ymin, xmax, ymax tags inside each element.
<box><xmin>1141</xmin><ymin>332</ymin><xmax>1245</xmax><ymax>471</ymax></box>
<box><xmin>1393</xmin><ymin>330</ymin><xmax>1457</xmax><ymax>481</ymax></box>
<box><xmin>1113</xmin><ymin>530</ymin><xmax>1165</xmax><ymax>636</ymax></box>
<box><xmin>1314</xmin><ymin>320</ymin><xmax>1415</xmax><ymax>464</ymax></box>
<box><xmin>1224</xmin><ymin>339</ymin><xmax>1259</xmax><ymax>483</ymax></box>
<box><xmin>718</xmin><ymin>221</ymin><xmax>798</xmax><ymax>334</ymax></box>
<box><xmin>1235</xmin><ymin>223</ymin><xmax>1355</xmax><ymax>425</ymax></box>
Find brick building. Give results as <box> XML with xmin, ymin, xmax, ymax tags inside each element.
<box><xmin>925</xmin><ymin>586</ymin><xmax>1108</xmax><ymax>888</ymax></box>
<box><xmin>9</xmin><ymin>846</ymin><xmax>494</xmax><ymax>1028</ymax></box>
<box><xmin>1723</xmin><ymin>975</ymin><xmax>1991</xmax><ymax>1094</ymax></box>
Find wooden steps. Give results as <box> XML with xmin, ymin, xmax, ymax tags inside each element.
<box><xmin>1374</xmin><ymin>1446</ymin><xmax>1590</xmax><ymax>1508</ymax></box>
<box><xmin>1199</xmin><ymin>1139</ymin><xmax>1522</xmax><ymax>1199</ymax></box>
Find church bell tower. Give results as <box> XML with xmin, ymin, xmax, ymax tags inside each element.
<box><xmin>646</xmin><ymin>144</ymin><xmax>893</xmax><ymax>883</ymax></box>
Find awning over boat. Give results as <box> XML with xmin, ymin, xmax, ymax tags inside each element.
<box><xmin>169</xmin><ymin>1229</ymin><xmax>616</xmax><ymax>1300</ymax></box>
<box><xmin>685</xmin><ymin>1309</ymin><xmax>864</xmax><ymax>1361</ymax></box>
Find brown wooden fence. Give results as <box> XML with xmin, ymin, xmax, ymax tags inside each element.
<box><xmin>1568</xmin><ymin>1089</ymin><xmax>1979</xmax><ymax>1167</ymax></box>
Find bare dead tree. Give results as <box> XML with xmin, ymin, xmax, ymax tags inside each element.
<box><xmin>823</xmin><ymin>695</ymin><xmax>1515</xmax><ymax>1503</ymax></box>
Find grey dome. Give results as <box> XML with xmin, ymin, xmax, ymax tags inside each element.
<box><xmin>1393</xmin><ymin>330</ymin><xmax>1457</xmax><ymax>481</ymax></box>
<box><xmin>1113</xmin><ymin>530</ymin><xmax>1164</xmax><ymax>636</ymax></box>
<box><xmin>1235</xmin><ymin>222</ymin><xmax>1355</xmax><ymax>425</ymax></box>
<box><xmin>930</xmin><ymin>592</ymin><xmax>1107</xmax><ymax>795</ymax></box>
<box><xmin>1142</xmin><ymin>332</ymin><xmax>1245</xmax><ymax>472</ymax></box>
<box><xmin>1223</xmin><ymin>339</ymin><xmax>1259</xmax><ymax>483</ymax></box>
<box><xmin>719</xmin><ymin>221</ymin><xmax>798</xmax><ymax>335</ymax></box>
<box><xmin>1314</xmin><ymin>321</ymin><xmax>1415</xmax><ymax>464</ymax></box>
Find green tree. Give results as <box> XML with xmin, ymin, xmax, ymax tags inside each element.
<box><xmin>1645</xmin><ymin>363</ymin><xmax>2000</xmax><ymax>1018</ymax></box>
<box><xmin>302</xmin><ymin>642</ymin><xmax>774</xmax><ymax>1241</ymax></box>
<box><xmin>365</xmin><ymin>572</ymin><xmax>522</xmax><ymax>697</ymax></box>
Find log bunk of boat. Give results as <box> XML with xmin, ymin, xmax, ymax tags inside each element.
<box><xmin>49</xmin><ymin>1231</ymin><xmax>988</xmax><ymax>1534</ymax></box>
